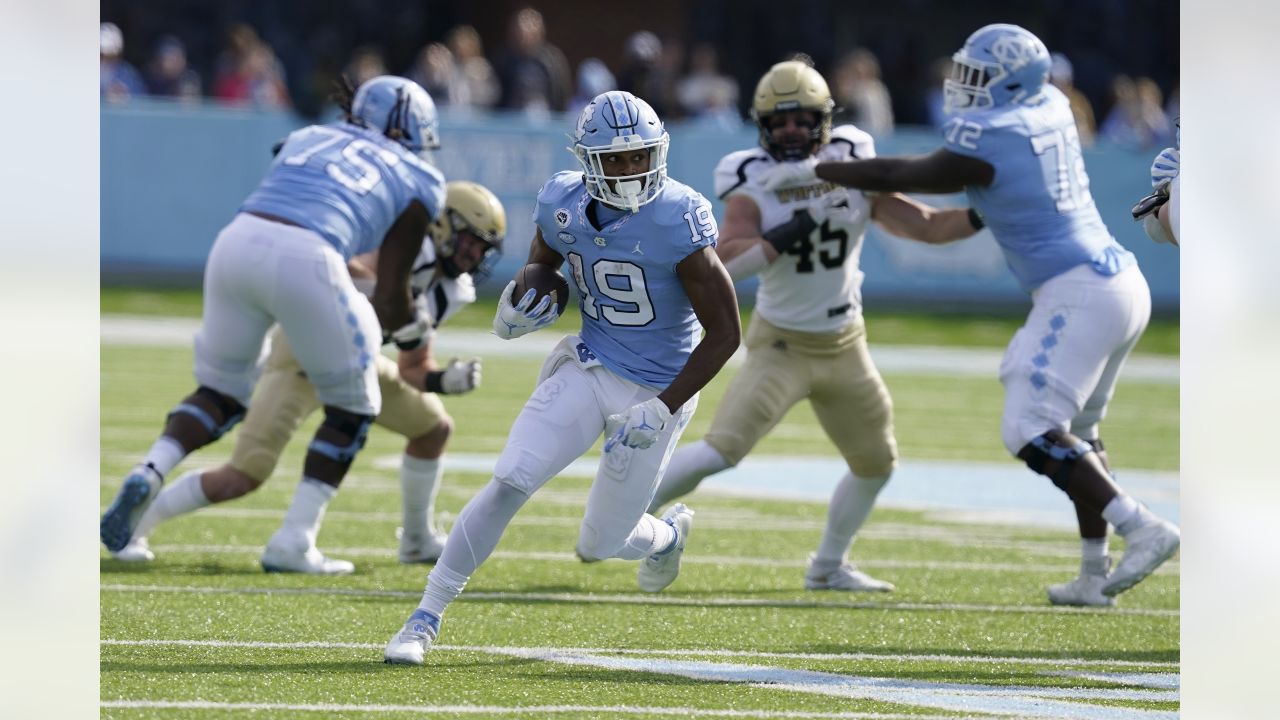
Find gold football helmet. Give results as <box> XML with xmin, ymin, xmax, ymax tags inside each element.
<box><xmin>431</xmin><ymin>181</ymin><xmax>506</xmax><ymax>280</ymax></box>
<box><xmin>750</xmin><ymin>60</ymin><xmax>834</xmax><ymax>160</ymax></box>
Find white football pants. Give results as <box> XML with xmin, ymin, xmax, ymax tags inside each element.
<box><xmin>194</xmin><ymin>213</ymin><xmax>382</xmax><ymax>415</ymax></box>
<box><xmin>999</xmin><ymin>263</ymin><xmax>1151</xmax><ymax>453</ymax></box>
<box><xmin>493</xmin><ymin>335</ymin><xmax>697</xmax><ymax>560</ymax></box>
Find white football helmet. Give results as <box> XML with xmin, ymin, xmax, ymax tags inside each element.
<box><xmin>569</xmin><ymin>90</ymin><xmax>669</xmax><ymax>212</ymax></box>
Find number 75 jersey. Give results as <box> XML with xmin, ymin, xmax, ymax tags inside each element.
<box><xmin>940</xmin><ymin>84</ymin><xmax>1133</xmax><ymax>292</ymax></box>
<box><xmin>714</xmin><ymin>124</ymin><xmax>875</xmax><ymax>333</ymax></box>
<box><xmin>534</xmin><ymin>170</ymin><xmax>717</xmax><ymax>390</ymax></box>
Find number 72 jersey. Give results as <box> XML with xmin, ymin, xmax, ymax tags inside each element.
<box><xmin>941</xmin><ymin>84</ymin><xmax>1132</xmax><ymax>292</ymax></box>
<box><xmin>534</xmin><ymin>170</ymin><xmax>717</xmax><ymax>390</ymax></box>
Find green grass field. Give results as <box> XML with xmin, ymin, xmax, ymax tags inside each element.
<box><xmin>101</xmin><ymin>298</ymin><xmax>1179</xmax><ymax>718</ymax></box>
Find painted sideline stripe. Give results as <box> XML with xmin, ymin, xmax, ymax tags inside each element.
<box><xmin>134</xmin><ymin>542</ymin><xmax>1177</xmax><ymax>576</ymax></box>
<box><xmin>101</xmin><ymin>638</ymin><xmax>1180</xmax><ymax>670</ymax></box>
<box><xmin>97</xmin><ymin>700</ymin><xmax>952</xmax><ymax>719</ymax></box>
<box><xmin>100</xmin><ymin>583</ymin><xmax>1179</xmax><ymax>617</ymax></box>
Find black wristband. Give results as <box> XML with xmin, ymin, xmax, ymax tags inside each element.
<box><xmin>967</xmin><ymin>208</ymin><xmax>985</xmax><ymax>231</ymax></box>
<box><xmin>424</xmin><ymin>371</ymin><xmax>446</xmax><ymax>394</ymax></box>
<box><xmin>762</xmin><ymin>209</ymin><xmax>818</xmax><ymax>254</ymax></box>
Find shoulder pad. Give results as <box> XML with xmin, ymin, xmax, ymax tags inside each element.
<box><xmin>828</xmin><ymin>124</ymin><xmax>875</xmax><ymax>160</ymax></box>
<box><xmin>714</xmin><ymin>148</ymin><xmax>771</xmax><ymax>199</ymax></box>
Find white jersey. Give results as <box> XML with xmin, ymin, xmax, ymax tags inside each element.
<box><xmin>714</xmin><ymin>125</ymin><xmax>875</xmax><ymax>332</ymax></box>
<box><xmin>407</xmin><ymin>241</ymin><xmax>476</xmax><ymax>327</ymax></box>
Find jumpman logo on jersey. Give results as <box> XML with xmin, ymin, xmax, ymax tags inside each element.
<box><xmin>632</xmin><ymin>239</ymin><xmax>644</xmax><ymax>255</ymax></box>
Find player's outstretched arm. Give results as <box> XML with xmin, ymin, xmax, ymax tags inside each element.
<box><xmin>870</xmin><ymin>193</ymin><xmax>984</xmax><ymax>245</ymax></box>
<box><xmin>657</xmin><ymin>247</ymin><xmax>742</xmax><ymax>413</ymax></box>
<box><xmin>375</xmin><ymin>200</ymin><xmax>432</xmax><ymax>348</ymax></box>
<box><xmin>814</xmin><ymin>149</ymin><xmax>994</xmax><ymax>195</ymax></box>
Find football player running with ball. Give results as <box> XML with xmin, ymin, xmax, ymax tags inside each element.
<box><xmin>385</xmin><ymin>90</ymin><xmax>741</xmax><ymax>664</ymax></box>
<box><xmin>108</xmin><ymin>182</ymin><xmax>505</xmax><ymax>574</ymax></box>
<box><xmin>650</xmin><ymin>59</ymin><xmax>983</xmax><ymax>593</ymax></box>
<box><xmin>101</xmin><ymin>76</ymin><xmax>448</xmax><ymax>565</ymax></box>
<box><xmin>759</xmin><ymin>25</ymin><xmax>1180</xmax><ymax>606</ymax></box>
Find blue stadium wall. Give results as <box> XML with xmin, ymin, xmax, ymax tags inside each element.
<box><xmin>102</xmin><ymin>101</ymin><xmax>1179</xmax><ymax>312</ymax></box>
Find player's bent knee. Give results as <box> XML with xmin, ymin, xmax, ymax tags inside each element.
<box><xmin>1016</xmin><ymin>429</ymin><xmax>1094</xmax><ymax>491</ymax></box>
<box><xmin>307</xmin><ymin>406</ymin><xmax>375</xmax><ymax>469</ymax></box>
<box><xmin>168</xmin><ymin>386</ymin><xmax>247</xmax><ymax>442</ymax></box>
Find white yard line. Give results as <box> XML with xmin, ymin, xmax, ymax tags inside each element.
<box><xmin>101</xmin><ymin>315</ymin><xmax>1178</xmax><ymax>383</ymax></box>
<box><xmin>97</xmin><ymin>700</ymin><xmax>958</xmax><ymax>720</ymax></box>
<box><xmin>101</xmin><ymin>638</ymin><xmax>1180</xmax><ymax>670</ymax></box>
<box><xmin>133</xmin><ymin>542</ymin><xmax>1177</xmax><ymax>576</ymax></box>
<box><xmin>99</xmin><ymin>583</ymin><xmax>1179</xmax><ymax>617</ymax></box>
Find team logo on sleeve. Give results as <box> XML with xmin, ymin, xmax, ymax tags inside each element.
<box><xmin>554</xmin><ymin>208</ymin><xmax>571</xmax><ymax>228</ymax></box>
<box><xmin>557</xmin><ymin>231</ymin><xmax>577</xmax><ymax>244</ymax></box>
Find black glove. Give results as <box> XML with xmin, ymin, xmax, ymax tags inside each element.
<box><xmin>762</xmin><ymin>209</ymin><xmax>818</xmax><ymax>254</ymax></box>
<box><xmin>1131</xmin><ymin>179</ymin><xmax>1171</xmax><ymax>220</ymax></box>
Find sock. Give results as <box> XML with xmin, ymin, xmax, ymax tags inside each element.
<box><xmin>276</xmin><ymin>477</ymin><xmax>337</xmax><ymax>548</ymax></box>
<box><xmin>649</xmin><ymin>440</ymin><xmax>730</xmax><ymax>512</ymax></box>
<box><xmin>1081</xmin><ymin>537</ymin><xmax>1110</xmax><ymax>575</ymax></box>
<box><xmin>416</xmin><ymin>480</ymin><xmax>528</xmax><ymax>618</ymax></box>
<box><xmin>1102</xmin><ymin>494</ymin><xmax>1155</xmax><ymax>535</ymax></box>
<box><xmin>133</xmin><ymin>470</ymin><xmax>211</xmax><ymax>540</ymax></box>
<box><xmin>813</xmin><ymin>472</ymin><xmax>890</xmax><ymax>566</ymax></box>
<box><xmin>616</xmin><ymin>513</ymin><xmax>678</xmax><ymax>561</ymax></box>
<box><xmin>400</xmin><ymin>454</ymin><xmax>442</xmax><ymax>539</ymax></box>
<box><xmin>142</xmin><ymin>436</ymin><xmax>186</xmax><ymax>477</ymax></box>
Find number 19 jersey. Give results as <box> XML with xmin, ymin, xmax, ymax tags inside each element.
<box><xmin>714</xmin><ymin>125</ymin><xmax>875</xmax><ymax>333</ymax></box>
<box><xmin>941</xmin><ymin>85</ymin><xmax>1134</xmax><ymax>292</ymax></box>
<box><xmin>534</xmin><ymin>171</ymin><xmax>717</xmax><ymax>389</ymax></box>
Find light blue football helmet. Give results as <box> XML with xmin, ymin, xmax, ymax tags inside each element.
<box><xmin>351</xmin><ymin>75</ymin><xmax>440</xmax><ymax>160</ymax></box>
<box><xmin>569</xmin><ymin>90</ymin><xmax>669</xmax><ymax>212</ymax></box>
<box><xmin>943</xmin><ymin>24</ymin><xmax>1052</xmax><ymax>114</ymax></box>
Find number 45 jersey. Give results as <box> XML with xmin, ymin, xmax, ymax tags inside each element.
<box><xmin>714</xmin><ymin>125</ymin><xmax>874</xmax><ymax>333</ymax></box>
<box><xmin>534</xmin><ymin>170</ymin><xmax>717</xmax><ymax>390</ymax></box>
<box><xmin>940</xmin><ymin>84</ymin><xmax>1134</xmax><ymax>292</ymax></box>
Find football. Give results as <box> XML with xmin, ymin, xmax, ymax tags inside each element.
<box><xmin>512</xmin><ymin>263</ymin><xmax>570</xmax><ymax>315</ymax></box>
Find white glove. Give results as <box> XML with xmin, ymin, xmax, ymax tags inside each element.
<box><xmin>439</xmin><ymin>358</ymin><xmax>481</xmax><ymax>394</ymax></box>
<box><xmin>492</xmin><ymin>280</ymin><xmax>560</xmax><ymax>340</ymax></box>
<box><xmin>603</xmin><ymin>397</ymin><xmax>673</xmax><ymax>452</ymax></box>
<box><xmin>758</xmin><ymin>156</ymin><xmax>820</xmax><ymax>192</ymax></box>
<box><xmin>386</xmin><ymin>310</ymin><xmax>432</xmax><ymax>350</ymax></box>
<box><xmin>1150</xmin><ymin>147</ymin><xmax>1179</xmax><ymax>187</ymax></box>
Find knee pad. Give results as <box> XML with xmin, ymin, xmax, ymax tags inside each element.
<box><xmin>307</xmin><ymin>406</ymin><xmax>374</xmax><ymax>465</ymax></box>
<box><xmin>169</xmin><ymin>386</ymin><xmax>246</xmax><ymax>442</ymax></box>
<box><xmin>1016</xmin><ymin>429</ymin><xmax>1094</xmax><ymax>492</ymax></box>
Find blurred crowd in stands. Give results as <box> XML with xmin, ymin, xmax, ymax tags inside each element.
<box><xmin>100</xmin><ymin>0</ymin><xmax>1178</xmax><ymax>149</ymax></box>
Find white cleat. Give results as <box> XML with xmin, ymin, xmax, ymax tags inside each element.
<box><xmin>637</xmin><ymin>503</ymin><xmax>694</xmax><ymax>593</ymax></box>
<box><xmin>384</xmin><ymin>609</ymin><xmax>440</xmax><ymax>665</ymax></box>
<box><xmin>398</xmin><ymin>529</ymin><xmax>448</xmax><ymax>564</ymax></box>
<box><xmin>1048</xmin><ymin>564</ymin><xmax>1115</xmax><ymax>607</ymax></box>
<box><xmin>1103</xmin><ymin>519</ymin><xmax>1180</xmax><ymax>597</ymax></box>
<box><xmin>805</xmin><ymin>555</ymin><xmax>895</xmax><ymax>592</ymax></box>
<box><xmin>111</xmin><ymin>536</ymin><xmax>155</xmax><ymax>563</ymax></box>
<box><xmin>260</xmin><ymin>540</ymin><xmax>355</xmax><ymax>575</ymax></box>
<box><xmin>100</xmin><ymin>464</ymin><xmax>163</xmax><ymax>552</ymax></box>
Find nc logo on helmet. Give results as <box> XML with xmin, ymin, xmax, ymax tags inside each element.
<box><xmin>991</xmin><ymin>35</ymin><xmax>1042</xmax><ymax>72</ymax></box>
<box><xmin>574</xmin><ymin>101</ymin><xmax>597</xmax><ymax>142</ymax></box>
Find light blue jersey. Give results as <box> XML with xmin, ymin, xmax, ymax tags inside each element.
<box><xmin>241</xmin><ymin>122</ymin><xmax>445</xmax><ymax>259</ymax></box>
<box><xmin>941</xmin><ymin>86</ymin><xmax>1134</xmax><ymax>292</ymax></box>
<box><xmin>535</xmin><ymin>171</ymin><xmax>717</xmax><ymax>389</ymax></box>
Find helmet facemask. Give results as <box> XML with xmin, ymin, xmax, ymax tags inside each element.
<box><xmin>438</xmin><ymin>216</ymin><xmax>501</xmax><ymax>280</ymax></box>
<box><xmin>942</xmin><ymin>52</ymin><xmax>1006</xmax><ymax>113</ymax></box>
<box><xmin>575</xmin><ymin>136</ymin><xmax>669</xmax><ymax>212</ymax></box>
<box><xmin>756</xmin><ymin>108</ymin><xmax>827</xmax><ymax>161</ymax></box>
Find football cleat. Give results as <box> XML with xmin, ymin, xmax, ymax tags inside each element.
<box><xmin>100</xmin><ymin>464</ymin><xmax>164</xmax><ymax>552</ymax></box>
<box><xmin>1102</xmin><ymin>519</ymin><xmax>1180</xmax><ymax>597</ymax></box>
<box><xmin>111</xmin><ymin>536</ymin><xmax>155</xmax><ymax>563</ymax></box>
<box><xmin>260</xmin><ymin>538</ymin><xmax>355</xmax><ymax>575</ymax></box>
<box><xmin>804</xmin><ymin>555</ymin><xmax>895</xmax><ymax>592</ymax></box>
<box><xmin>398</xmin><ymin>529</ymin><xmax>448</xmax><ymax>564</ymax></box>
<box><xmin>1048</xmin><ymin>560</ymin><xmax>1115</xmax><ymax>607</ymax></box>
<box><xmin>637</xmin><ymin>503</ymin><xmax>694</xmax><ymax>593</ymax></box>
<box><xmin>384</xmin><ymin>609</ymin><xmax>440</xmax><ymax>665</ymax></box>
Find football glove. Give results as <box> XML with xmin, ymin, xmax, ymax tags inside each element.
<box><xmin>438</xmin><ymin>358</ymin><xmax>481</xmax><ymax>394</ymax></box>
<box><xmin>758</xmin><ymin>156</ymin><xmax>820</xmax><ymax>192</ymax></box>
<box><xmin>1150</xmin><ymin>147</ymin><xmax>1179</xmax><ymax>187</ymax></box>
<box><xmin>603</xmin><ymin>397</ymin><xmax>672</xmax><ymax>452</ymax></box>
<box><xmin>385</xmin><ymin>310</ymin><xmax>432</xmax><ymax>351</ymax></box>
<box><xmin>492</xmin><ymin>280</ymin><xmax>560</xmax><ymax>340</ymax></box>
<box><xmin>1131</xmin><ymin>179</ymin><xmax>1171</xmax><ymax>221</ymax></box>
